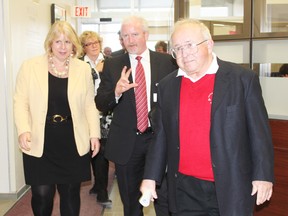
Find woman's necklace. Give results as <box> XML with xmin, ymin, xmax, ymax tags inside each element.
<box><xmin>48</xmin><ymin>55</ymin><xmax>70</xmax><ymax>78</ymax></box>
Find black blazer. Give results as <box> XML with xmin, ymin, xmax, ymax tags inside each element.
<box><xmin>144</xmin><ymin>58</ymin><xmax>274</xmax><ymax>215</ymax></box>
<box><xmin>95</xmin><ymin>50</ymin><xmax>178</xmax><ymax>165</ymax></box>
<box><xmin>111</xmin><ymin>49</ymin><xmax>126</xmax><ymax>57</ymax></box>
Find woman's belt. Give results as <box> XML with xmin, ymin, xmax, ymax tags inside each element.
<box><xmin>46</xmin><ymin>114</ymin><xmax>72</xmax><ymax>123</ymax></box>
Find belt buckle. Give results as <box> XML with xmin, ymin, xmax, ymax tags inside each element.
<box><xmin>52</xmin><ymin>114</ymin><xmax>66</xmax><ymax>123</ymax></box>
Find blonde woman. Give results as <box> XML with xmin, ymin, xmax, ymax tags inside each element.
<box><xmin>14</xmin><ymin>21</ymin><xmax>100</xmax><ymax>216</ymax></box>
<box><xmin>79</xmin><ymin>30</ymin><xmax>112</xmax><ymax>207</ymax></box>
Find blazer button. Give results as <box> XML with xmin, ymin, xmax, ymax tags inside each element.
<box><xmin>174</xmin><ymin>173</ymin><xmax>178</xmax><ymax>178</ymax></box>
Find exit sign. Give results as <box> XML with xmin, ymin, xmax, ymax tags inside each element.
<box><xmin>72</xmin><ymin>6</ymin><xmax>91</xmax><ymax>17</ymax></box>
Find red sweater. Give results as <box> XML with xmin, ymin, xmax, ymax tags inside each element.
<box><xmin>179</xmin><ymin>74</ymin><xmax>215</xmax><ymax>181</ymax></box>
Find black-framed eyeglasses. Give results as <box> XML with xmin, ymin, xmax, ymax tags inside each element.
<box><xmin>170</xmin><ymin>40</ymin><xmax>208</xmax><ymax>59</ymax></box>
<box><xmin>84</xmin><ymin>41</ymin><xmax>99</xmax><ymax>47</ymax></box>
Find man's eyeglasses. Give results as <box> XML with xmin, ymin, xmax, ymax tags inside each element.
<box><xmin>170</xmin><ymin>40</ymin><xmax>208</xmax><ymax>59</ymax></box>
<box><xmin>84</xmin><ymin>41</ymin><xmax>99</xmax><ymax>47</ymax></box>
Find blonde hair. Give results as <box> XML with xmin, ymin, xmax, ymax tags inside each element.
<box><xmin>79</xmin><ymin>31</ymin><xmax>103</xmax><ymax>56</ymax></box>
<box><xmin>44</xmin><ymin>21</ymin><xmax>82</xmax><ymax>57</ymax></box>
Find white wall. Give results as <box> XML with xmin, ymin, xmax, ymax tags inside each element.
<box><xmin>214</xmin><ymin>40</ymin><xmax>250</xmax><ymax>64</ymax></box>
<box><xmin>260</xmin><ymin>78</ymin><xmax>288</xmax><ymax>120</ymax></box>
<box><xmin>0</xmin><ymin>0</ymin><xmax>77</xmax><ymax>198</ymax></box>
<box><xmin>0</xmin><ymin>0</ymin><xmax>12</xmax><ymax>194</ymax></box>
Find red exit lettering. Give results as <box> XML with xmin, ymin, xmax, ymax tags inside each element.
<box><xmin>75</xmin><ymin>7</ymin><xmax>89</xmax><ymax>17</ymax></box>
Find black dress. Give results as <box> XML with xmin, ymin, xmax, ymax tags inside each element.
<box><xmin>23</xmin><ymin>73</ymin><xmax>91</xmax><ymax>185</ymax></box>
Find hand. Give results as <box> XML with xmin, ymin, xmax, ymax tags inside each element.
<box><xmin>18</xmin><ymin>132</ymin><xmax>31</xmax><ymax>151</ymax></box>
<box><xmin>251</xmin><ymin>180</ymin><xmax>273</xmax><ymax>205</ymax></box>
<box><xmin>115</xmin><ymin>66</ymin><xmax>138</xmax><ymax>97</ymax></box>
<box><xmin>90</xmin><ymin>137</ymin><xmax>100</xmax><ymax>157</ymax></box>
<box><xmin>96</xmin><ymin>60</ymin><xmax>104</xmax><ymax>73</ymax></box>
<box><xmin>140</xmin><ymin>179</ymin><xmax>158</xmax><ymax>202</ymax></box>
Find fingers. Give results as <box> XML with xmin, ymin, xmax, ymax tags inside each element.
<box><xmin>251</xmin><ymin>185</ymin><xmax>257</xmax><ymax>196</ymax></box>
<box><xmin>252</xmin><ymin>181</ymin><xmax>273</xmax><ymax>205</ymax></box>
<box><xmin>91</xmin><ymin>148</ymin><xmax>99</xmax><ymax>158</ymax></box>
<box><xmin>120</xmin><ymin>66</ymin><xmax>132</xmax><ymax>84</ymax></box>
<box><xmin>140</xmin><ymin>179</ymin><xmax>157</xmax><ymax>201</ymax></box>
<box><xmin>21</xmin><ymin>141</ymin><xmax>31</xmax><ymax>151</ymax></box>
<box><xmin>115</xmin><ymin>66</ymin><xmax>137</xmax><ymax>96</ymax></box>
<box><xmin>90</xmin><ymin>138</ymin><xmax>100</xmax><ymax>158</ymax></box>
<box><xmin>18</xmin><ymin>133</ymin><xmax>31</xmax><ymax>151</ymax></box>
<box><xmin>256</xmin><ymin>187</ymin><xmax>273</xmax><ymax>205</ymax></box>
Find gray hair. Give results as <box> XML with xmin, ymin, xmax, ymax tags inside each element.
<box><xmin>170</xmin><ymin>19</ymin><xmax>212</xmax><ymax>46</ymax></box>
<box><xmin>121</xmin><ymin>16</ymin><xmax>149</xmax><ymax>34</ymax></box>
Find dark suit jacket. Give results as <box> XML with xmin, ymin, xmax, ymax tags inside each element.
<box><xmin>143</xmin><ymin>58</ymin><xmax>274</xmax><ymax>216</ymax></box>
<box><xmin>95</xmin><ymin>50</ymin><xmax>178</xmax><ymax>165</ymax></box>
<box><xmin>111</xmin><ymin>49</ymin><xmax>126</xmax><ymax>57</ymax></box>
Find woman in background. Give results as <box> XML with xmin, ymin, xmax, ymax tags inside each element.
<box><xmin>79</xmin><ymin>31</ymin><xmax>112</xmax><ymax>208</ymax></box>
<box><xmin>13</xmin><ymin>21</ymin><xmax>100</xmax><ymax>216</ymax></box>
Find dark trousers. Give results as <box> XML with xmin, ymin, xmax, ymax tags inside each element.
<box><xmin>172</xmin><ymin>173</ymin><xmax>220</xmax><ymax>216</ymax></box>
<box><xmin>91</xmin><ymin>138</ymin><xmax>109</xmax><ymax>200</ymax></box>
<box><xmin>154</xmin><ymin>173</ymin><xmax>171</xmax><ymax>216</ymax></box>
<box><xmin>31</xmin><ymin>183</ymin><xmax>81</xmax><ymax>216</ymax></box>
<box><xmin>115</xmin><ymin>133</ymin><xmax>170</xmax><ymax>216</ymax></box>
<box><xmin>115</xmin><ymin>133</ymin><xmax>150</xmax><ymax>216</ymax></box>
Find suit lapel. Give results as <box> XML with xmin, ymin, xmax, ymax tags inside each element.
<box><xmin>149</xmin><ymin>51</ymin><xmax>159</xmax><ymax>105</ymax></box>
<box><xmin>174</xmin><ymin>76</ymin><xmax>181</xmax><ymax>128</ymax></box>
<box><xmin>120</xmin><ymin>54</ymin><xmax>136</xmax><ymax>107</ymax></box>
<box><xmin>211</xmin><ymin>59</ymin><xmax>230</xmax><ymax>118</ymax></box>
<box><xmin>34</xmin><ymin>55</ymin><xmax>49</xmax><ymax>96</ymax></box>
<box><xmin>67</xmin><ymin>58</ymin><xmax>81</xmax><ymax>96</ymax></box>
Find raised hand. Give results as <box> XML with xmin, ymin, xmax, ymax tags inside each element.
<box><xmin>115</xmin><ymin>66</ymin><xmax>138</xmax><ymax>97</ymax></box>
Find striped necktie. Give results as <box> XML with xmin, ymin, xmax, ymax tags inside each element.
<box><xmin>135</xmin><ymin>56</ymin><xmax>148</xmax><ymax>132</ymax></box>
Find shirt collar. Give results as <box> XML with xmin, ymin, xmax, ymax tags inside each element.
<box><xmin>84</xmin><ymin>53</ymin><xmax>105</xmax><ymax>66</ymax></box>
<box><xmin>177</xmin><ymin>52</ymin><xmax>219</xmax><ymax>82</ymax></box>
<box><xmin>129</xmin><ymin>48</ymin><xmax>150</xmax><ymax>62</ymax></box>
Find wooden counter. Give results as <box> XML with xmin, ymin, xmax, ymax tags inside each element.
<box><xmin>254</xmin><ymin>119</ymin><xmax>288</xmax><ymax>216</ymax></box>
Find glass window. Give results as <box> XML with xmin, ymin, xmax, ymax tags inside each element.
<box><xmin>182</xmin><ymin>0</ymin><xmax>251</xmax><ymax>40</ymax></box>
<box><xmin>252</xmin><ymin>39</ymin><xmax>288</xmax><ymax>77</ymax></box>
<box><xmin>254</xmin><ymin>0</ymin><xmax>288</xmax><ymax>38</ymax></box>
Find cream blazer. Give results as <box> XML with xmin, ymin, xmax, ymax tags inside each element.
<box><xmin>14</xmin><ymin>54</ymin><xmax>100</xmax><ymax>157</ymax></box>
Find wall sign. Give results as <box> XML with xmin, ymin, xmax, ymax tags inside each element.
<box><xmin>51</xmin><ymin>4</ymin><xmax>66</xmax><ymax>24</ymax></box>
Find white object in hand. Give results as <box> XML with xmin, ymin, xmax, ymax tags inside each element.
<box><xmin>139</xmin><ymin>191</ymin><xmax>152</xmax><ymax>207</ymax></box>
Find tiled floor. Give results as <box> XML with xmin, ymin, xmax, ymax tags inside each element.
<box><xmin>0</xmin><ymin>178</ymin><xmax>156</xmax><ymax>216</ymax></box>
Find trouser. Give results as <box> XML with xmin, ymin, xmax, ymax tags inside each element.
<box><xmin>115</xmin><ymin>133</ymin><xmax>150</xmax><ymax>216</ymax></box>
<box><xmin>91</xmin><ymin>138</ymin><xmax>109</xmax><ymax>200</ymax></box>
<box><xmin>172</xmin><ymin>174</ymin><xmax>219</xmax><ymax>216</ymax></box>
<box><xmin>31</xmin><ymin>183</ymin><xmax>81</xmax><ymax>216</ymax></box>
<box><xmin>154</xmin><ymin>174</ymin><xmax>171</xmax><ymax>216</ymax></box>
<box><xmin>115</xmin><ymin>132</ymin><xmax>171</xmax><ymax>216</ymax></box>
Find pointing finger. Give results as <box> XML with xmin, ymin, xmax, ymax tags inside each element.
<box><xmin>124</xmin><ymin>68</ymin><xmax>132</xmax><ymax>79</ymax></box>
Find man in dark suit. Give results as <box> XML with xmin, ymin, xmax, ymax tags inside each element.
<box><xmin>96</xmin><ymin>16</ymin><xmax>177</xmax><ymax>216</ymax></box>
<box><xmin>141</xmin><ymin>19</ymin><xmax>274</xmax><ymax>216</ymax></box>
<box><xmin>111</xmin><ymin>30</ymin><xmax>126</xmax><ymax>57</ymax></box>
